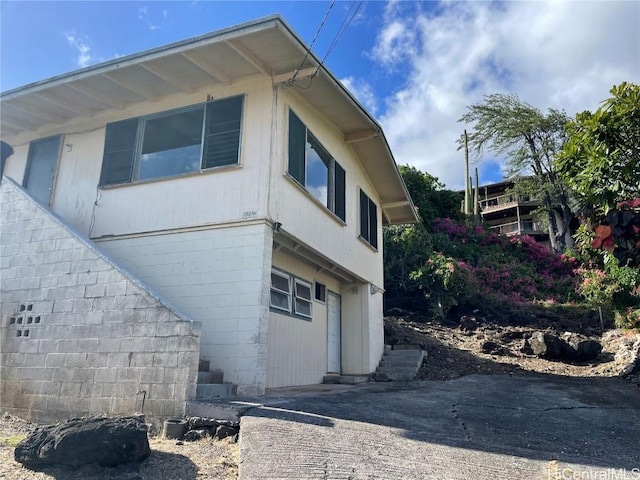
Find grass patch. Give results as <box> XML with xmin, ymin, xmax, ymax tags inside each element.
<box><xmin>0</xmin><ymin>434</ymin><xmax>26</xmax><ymax>447</ymax></box>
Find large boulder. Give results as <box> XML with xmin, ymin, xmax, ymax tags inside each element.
<box><xmin>528</xmin><ymin>332</ymin><xmax>565</xmax><ymax>359</ymax></box>
<box><xmin>14</xmin><ymin>416</ymin><xmax>150</xmax><ymax>468</ymax></box>
<box><xmin>562</xmin><ymin>333</ymin><xmax>603</xmax><ymax>362</ymax></box>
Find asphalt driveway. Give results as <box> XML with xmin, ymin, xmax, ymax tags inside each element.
<box><xmin>238</xmin><ymin>374</ymin><xmax>640</xmax><ymax>479</ymax></box>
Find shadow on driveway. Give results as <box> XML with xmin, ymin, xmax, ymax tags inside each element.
<box><xmin>240</xmin><ymin>373</ymin><xmax>640</xmax><ymax>479</ymax></box>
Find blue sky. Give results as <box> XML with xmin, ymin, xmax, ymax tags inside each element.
<box><xmin>2</xmin><ymin>1</ymin><xmax>639</xmax><ymax>189</ymax></box>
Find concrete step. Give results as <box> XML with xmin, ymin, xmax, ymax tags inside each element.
<box><xmin>322</xmin><ymin>374</ymin><xmax>369</xmax><ymax>385</ymax></box>
<box><xmin>372</xmin><ymin>348</ymin><xmax>425</xmax><ymax>382</ymax></box>
<box><xmin>196</xmin><ymin>383</ymin><xmax>237</xmax><ymax>399</ymax></box>
<box><xmin>197</xmin><ymin>370</ymin><xmax>224</xmax><ymax>384</ymax></box>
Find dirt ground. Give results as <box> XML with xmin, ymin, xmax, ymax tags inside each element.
<box><xmin>384</xmin><ymin>307</ymin><xmax>640</xmax><ymax>383</ymax></box>
<box><xmin>0</xmin><ymin>415</ymin><xmax>238</xmax><ymax>480</ymax></box>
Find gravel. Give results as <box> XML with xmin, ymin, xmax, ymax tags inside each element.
<box><xmin>0</xmin><ymin>413</ymin><xmax>238</xmax><ymax>480</ymax></box>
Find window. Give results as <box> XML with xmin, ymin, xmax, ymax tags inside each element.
<box><xmin>24</xmin><ymin>135</ymin><xmax>61</xmax><ymax>207</ymax></box>
<box><xmin>270</xmin><ymin>269</ymin><xmax>313</xmax><ymax>320</ymax></box>
<box><xmin>359</xmin><ymin>189</ymin><xmax>378</xmax><ymax>249</ymax></box>
<box><xmin>288</xmin><ymin>110</ymin><xmax>346</xmax><ymax>221</ymax></box>
<box><xmin>315</xmin><ymin>282</ymin><xmax>327</xmax><ymax>303</ymax></box>
<box><xmin>100</xmin><ymin>96</ymin><xmax>243</xmax><ymax>186</ymax></box>
<box><xmin>270</xmin><ymin>270</ymin><xmax>291</xmax><ymax>313</ymax></box>
<box><xmin>294</xmin><ymin>279</ymin><xmax>312</xmax><ymax>318</ymax></box>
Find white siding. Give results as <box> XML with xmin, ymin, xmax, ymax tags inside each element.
<box><xmin>3</xmin><ymin>77</ymin><xmax>274</xmax><ymax>239</ymax></box>
<box><xmin>96</xmin><ymin>223</ymin><xmax>272</xmax><ymax>395</ymax></box>
<box><xmin>268</xmin><ymin>90</ymin><xmax>384</xmax><ymax>289</ymax></box>
<box><xmin>267</xmin><ymin>250</ymin><xmax>340</xmax><ymax>388</ymax></box>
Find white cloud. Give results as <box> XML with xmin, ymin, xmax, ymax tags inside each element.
<box><xmin>366</xmin><ymin>1</ymin><xmax>640</xmax><ymax>189</ymax></box>
<box><xmin>64</xmin><ymin>33</ymin><xmax>95</xmax><ymax>68</ymax></box>
<box><xmin>341</xmin><ymin>76</ymin><xmax>379</xmax><ymax>115</ymax></box>
<box><xmin>138</xmin><ymin>5</ymin><xmax>160</xmax><ymax>31</ymax></box>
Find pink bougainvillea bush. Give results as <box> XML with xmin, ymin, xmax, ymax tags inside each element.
<box><xmin>410</xmin><ymin>218</ymin><xmax>577</xmax><ymax>317</ymax></box>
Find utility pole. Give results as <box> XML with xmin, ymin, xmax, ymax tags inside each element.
<box><xmin>463</xmin><ymin>130</ymin><xmax>471</xmax><ymax>216</ymax></box>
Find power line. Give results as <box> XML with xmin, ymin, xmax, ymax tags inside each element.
<box><xmin>320</xmin><ymin>1</ymin><xmax>363</xmax><ymax>67</ymax></box>
<box><xmin>287</xmin><ymin>0</ymin><xmax>336</xmax><ymax>86</ymax></box>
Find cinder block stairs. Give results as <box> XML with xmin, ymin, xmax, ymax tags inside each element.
<box><xmin>371</xmin><ymin>345</ymin><xmax>425</xmax><ymax>381</ymax></box>
<box><xmin>195</xmin><ymin>360</ymin><xmax>237</xmax><ymax>399</ymax></box>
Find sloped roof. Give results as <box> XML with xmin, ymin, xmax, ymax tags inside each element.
<box><xmin>0</xmin><ymin>15</ymin><xmax>418</xmax><ymax>225</ymax></box>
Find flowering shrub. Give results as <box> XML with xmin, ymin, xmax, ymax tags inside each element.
<box><xmin>425</xmin><ymin>218</ymin><xmax>576</xmax><ymax>306</ymax></box>
<box><xmin>410</xmin><ymin>252</ymin><xmax>475</xmax><ymax>319</ymax></box>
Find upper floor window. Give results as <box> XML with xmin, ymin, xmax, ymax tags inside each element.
<box><xmin>359</xmin><ymin>189</ymin><xmax>378</xmax><ymax>249</ymax></box>
<box><xmin>99</xmin><ymin>95</ymin><xmax>244</xmax><ymax>186</ymax></box>
<box><xmin>288</xmin><ymin>110</ymin><xmax>346</xmax><ymax>222</ymax></box>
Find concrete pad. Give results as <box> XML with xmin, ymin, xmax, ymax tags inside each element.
<box><xmin>238</xmin><ymin>374</ymin><xmax>640</xmax><ymax>479</ymax></box>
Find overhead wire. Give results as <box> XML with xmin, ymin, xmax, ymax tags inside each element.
<box><xmin>318</xmin><ymin>1</ymin><xmax>363</xmax><ymax>68</ymax></box>
<box><xmin>286</xmin><ymin>0</ymin><xmax>336</xmax><ymax>87</ymax></box>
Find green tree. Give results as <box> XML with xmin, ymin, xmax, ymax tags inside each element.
<box><xmin>383</xmin><ymin>167</ymin><xmax>463</xmax><ymax>309</ymax></box>
<box><xmin>459</xmin><ymin>94</ymin><xmax>574</xmax><ymax>253</ymax></box>
<box><xmin>398</xmin><ymin>165</ymin><xmax>464</xmax><ymax>227</ymax></box>
<box><xmin>557</xmin><ymin>82</ymin><xmax>640</xmax><ymax>213</ymax></box>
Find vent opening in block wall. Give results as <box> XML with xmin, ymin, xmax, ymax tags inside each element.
<box><xmin>24</xmin><ymin>330</ymin><xmax>30</xmax><ymax>337</ymax></box>
<box><xmin>16</xmin><ymin>330</ymin><xmax>22</xmax><ymax>337</ymax></box>
<box><xmin>9</xmin><ymin>317</ymin><xmax>16</xmax><ymax>325</ymax></box>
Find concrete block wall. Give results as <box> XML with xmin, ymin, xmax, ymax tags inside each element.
<box><xmin>0</xmin><ymin>177</ymin><xmax>201</xmax><ymax>424</ymax></box>
<box><xmin>96</xmin><ymin>222</ymin><xmax>272</xmax><ymax>395</ymax></box>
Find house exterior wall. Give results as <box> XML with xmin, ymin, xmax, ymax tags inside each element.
<box><xmin>2</xmin><ymin>71</ymin><xmax>389</xmax><ymax>395</ymax></box>
<box><xmin>268</xmin><ymin>89</ymin><xmax>384</xmax><ymax>290</ymax></box>
<box><xmin>267</xmin><ymin>249</ymin><xmax>342</xmax><ymax>388</ymax></box>
<box><xmin>96</xmin><ymin>222</ymin><xmax>272</xmax><ymax>395</ymax></box>
<box><xmin>2</xmin><ymin>76</ymin><xmax>273</xmax><ymax>239</ymax></box>
<box><xmin>0</xmin><ymin>178</ymin><xmax>200</xmax><ymax>424</ymax></box>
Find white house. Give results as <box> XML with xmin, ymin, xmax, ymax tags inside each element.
<box><xmin>0</xmin><ymin>15</ymin><xmax>417</xmax><ymax>417</ymax></box>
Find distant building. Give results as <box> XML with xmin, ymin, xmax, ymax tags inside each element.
<box><xmin>476</xmin><ymin>179</ymin><xmax>574</xmax><ymax>249</ymax></box>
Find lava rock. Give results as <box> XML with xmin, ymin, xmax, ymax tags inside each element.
<box><xmin>183</xmin><ymin>429</ymin><xmax>210</xmax><ymax>442</ymax></box>
<box><xmin>14</xmin><ymin>416</ymin><xmax>150</xmax><ymax>468</ymax></box>
<box><xmin>481</xmin><ymin>340</ymin><xmax>507</xmax><ymax>355</ymax></box>
<box><xmin>528</xmin><ymin>332</ymin><xmax>565</xmax><ymax>359</ymax></box>
<box><xmin>459</xmin><ymin>316</ymin><xmax>477</xmax><ymax>332</ymax></box>
<box><xmin>215</xmin><ymin>426</ymin><xmax>238</xmax><ymax>440</ymax></box>
<box><xmin>563</xmin><ymin>333</ymin><xmax>603</xmax><ymax>361</ymax></box>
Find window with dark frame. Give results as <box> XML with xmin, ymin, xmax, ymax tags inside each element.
<box><xmin>288</xmin><ymin>110</ymin><xmax>346</xmax><ymax>221</ymax></box>
<box><xmin>270</xmin><ymin>270</ymin><xmax>291</xmax><ymax>313</ymax></box>
<box><xmin>270</xmin><ymin>268</ymin><xmax>313</xmax><ymax>320</ymax></box>
<box><xmin>99</xmin><ymin>95</ymin><xmax>243</xmax><ymax>186</ymax></box>
<box><xmin>359</xmin><ymin>189</ymin><xmax>378</xmax><ymax>249</ymax></box>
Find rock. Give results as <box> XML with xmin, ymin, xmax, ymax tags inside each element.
<box><xmin>459</xmin><ymin>316</ymin><xmax>477</xmax><ymax>332</ymax></box>
<box><xmin>14</xmin><ymin>416</ymin><xmax>150</xmax><ymax>468</ymax></box>
<box><xmin>566</xmin><ymin>335</ymin><xmax>602</xmax><ymax>361</ymax></box>
<box><xmin>528</xmin><ymin>332</ymin><xmax>565</xmax><ymax>359</ymax></box>
<box><xmin>481</xmin><ymin>340</ymin><xmax>507</xmax><ymax>355</ymax></box>
<box><xmin>215</xmin><ymin>426</ymin><xmax>238</xmax><ymax>440</ymax></box>
<box><xmin>183</xmin><ymin>429</ymin><xmax>209</xmax><ymax>442</ymax></box>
